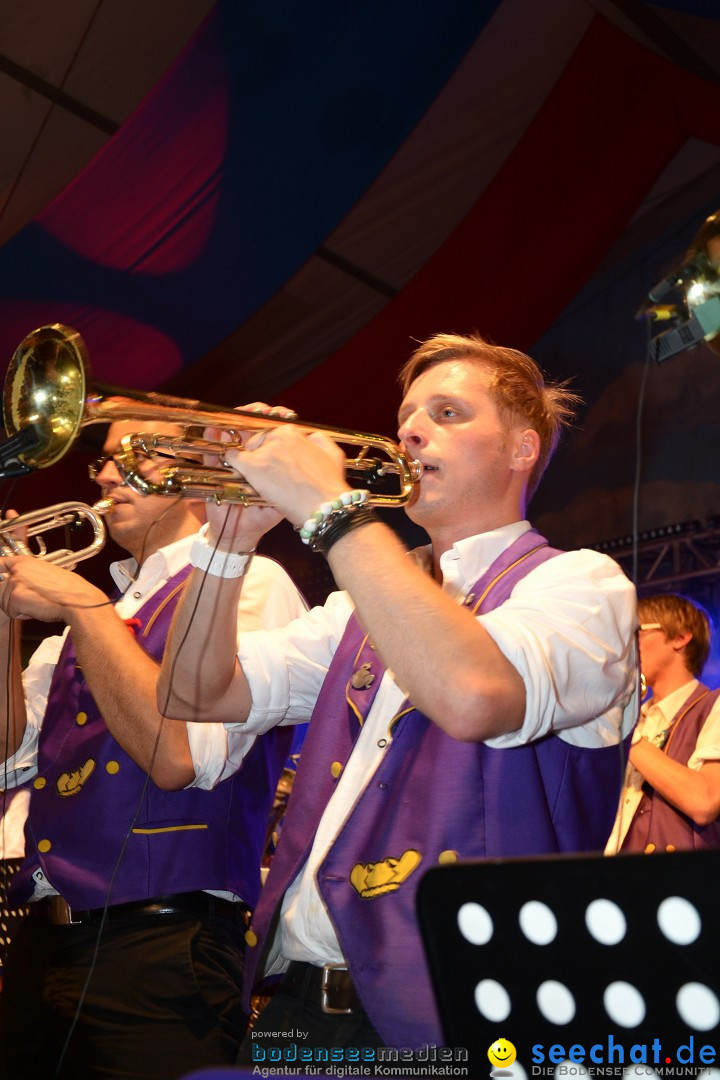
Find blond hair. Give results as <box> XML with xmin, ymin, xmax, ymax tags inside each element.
<box><xmin>399</xmin><ymin>333</ymin><xmax>581</xmax><ymax>498</ymax></box>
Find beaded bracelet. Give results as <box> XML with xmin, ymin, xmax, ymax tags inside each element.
<box><xmin>297</xmin><ymin>490</ymin><xmax>369</xmax><ymax>545</ymax></box>
<box><xmin>312</xmin><ymin>505</ymin><xmax>376</xmax><ymax>557</ymax></box>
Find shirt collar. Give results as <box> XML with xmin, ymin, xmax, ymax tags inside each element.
<box><xmin>109</xmin><ymin>532</ymin><xmax>198</xmax><ymax>596</ymax></box>
<box><xmin>645</xmin><ymin>677</ymin><xmax>699</xmax><ymax>723</ymax></box>
<box><xmin>412</xmin><ymin>521</ymin><xmax>532</xmax><ymax>598</ymax></box>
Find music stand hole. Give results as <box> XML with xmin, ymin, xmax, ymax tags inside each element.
<box><xmin>603</xmin><ymin>980</ymin><xmax>646</xmax><ymax>1027</ymax></box>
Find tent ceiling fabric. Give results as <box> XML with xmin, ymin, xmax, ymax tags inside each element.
<box><xmin>1</xmin><ymin>0</ymin><xmax>720</xmax><ymax>555</ymax></box>
<box><xmin>0</xmin><ymin>0</ymin><xmax>216</xmax><ymax>245</ymax></box>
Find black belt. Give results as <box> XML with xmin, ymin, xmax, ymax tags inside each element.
<box><xmin>281</xmin><ymin>960</ymin><xmax>363</xmax><ymax>1016</ymax></box>
<box><xmin>28</xmin><ymin>891</ymin><xmax>251</xmax><ymax>927</ymax></box>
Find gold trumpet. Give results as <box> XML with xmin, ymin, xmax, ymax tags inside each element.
<box><xmin>0</xmin><ymin>498</ymin><xmax>114</xmax><ymax>568</ymax></box>
<box><xmin>3</xmin><ymin>324</ymin><xmax>421</xmax><ymax>506</ymax></box>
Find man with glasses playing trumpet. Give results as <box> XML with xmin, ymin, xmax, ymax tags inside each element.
<box><xmin>0</xmin><ymin>417</ymin><xmax>307</xmax><ymax>1079</ymax></box>
<box><xmin>158</xmin><ymin>332</ymin><xmax>639</xmax><ymax>1062</ymax></box>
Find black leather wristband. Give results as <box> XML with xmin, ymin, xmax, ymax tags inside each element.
<box><xmin>311</xmin><ymin>506</ymin><xmax>377</xmax><ymax>557</ymax></box>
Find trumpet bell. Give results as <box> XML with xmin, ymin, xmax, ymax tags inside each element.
<box><xmin>3</xmin><ymin>324</ymin><xmax>87</xmax><ymax>470</ymax></box>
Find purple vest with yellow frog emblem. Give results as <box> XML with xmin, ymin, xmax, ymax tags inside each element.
<box><xmin>12</xmin><ymin>566</ymin><xmax>291</xmax><ymax>910</ymax></box>
<box><xmin>243</xmin><ymin>531</ymin><xmax>629</xmax><ymax>1048</ymax></box>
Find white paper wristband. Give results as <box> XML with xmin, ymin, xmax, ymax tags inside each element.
<box><xmin>190</xmin><ymin>537</ymin><xmax>254</xmax><ymax>578</ymax></box>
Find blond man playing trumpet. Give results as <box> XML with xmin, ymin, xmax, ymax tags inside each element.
<box><xmin>158</xmin><ymin>333</ymin><xmax>638</xmax><ymax>1064</ymax></box>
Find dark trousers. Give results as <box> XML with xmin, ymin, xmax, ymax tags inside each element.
<box><xmin>238</xmin><ymin>989</ymin><xmax>386</xmax><ymax>1074</ymax></box>
<box><xmin>0</xmin><ymin>913</ymin><xmax>248</xmax><ymax>1080</ymax></box>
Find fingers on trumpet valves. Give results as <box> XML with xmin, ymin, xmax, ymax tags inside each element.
<box><xmin>240</xmin><ymin>430</ymin><xmax>268</xmax><ymax>453</ymax></box>
<box><xmin>0</xmin><ymin>510</ymin><xmax>28</xmax><ymax>553</ymax></box>
<box><xmin>201</xmin><ymin>400</ymin><xmax>298</xmax><ymax>456</ymax></box>
<box><xmin>2</xmin><ymin>509</ymin><xmax>23</xmax><ymax>533</ymax></box>
<box><xmin>238</xmin><ymin>402</ymin><xmax>298</xmax><ymax>420</ymax></box>
<box><xmin>220</xmin><ymin>448</ymin><xmax>243</xmax><ymax>471</ymax></box>
<box><xmin>269</xmin><ymin>406</ymin><xmax>298</xmax><ymax>420</ymax></box>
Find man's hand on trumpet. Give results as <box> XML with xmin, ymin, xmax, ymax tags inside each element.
<box><xmin>0</xmin><ymin>554</ymin><xmax>106</xmax><ymax>623</ymax></box>
<box><xmin>203</xmin><ymin>403</ymin><xmax>303</xmax><ymax>550</ymax></box>
<box><xmin>220</xmin><ymin>417</ymin><xmax>348</xmax><ymax>531</ymax></box>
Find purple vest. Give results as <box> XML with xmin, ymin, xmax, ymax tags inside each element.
<box><xmin>622</xmin><ymin>683</ymin><xmax>720</xmax><ymax>853</ymax></box>
<box><xmin>244</xmin><ymin>531</ymin><xmax>629</xmax><ymax>1048</ymax></box>
<box><xmin>13</xmin><ymin>566</ymin><xmax>291</xmax><ymax>910</ymax></box>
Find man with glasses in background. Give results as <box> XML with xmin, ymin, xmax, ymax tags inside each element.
<box><xmin>0</xmin><ymin>418</ymin><xmax>307</xmax><ymax>1079</ymax></box>
<box><xmin>606</xmin><ymin>593</ymin><xmax>720</xmax><ymax>855</ymax></box>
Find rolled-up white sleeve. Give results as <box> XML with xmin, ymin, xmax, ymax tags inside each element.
<box><xmin>688</xmin><ymin>697</ymin><xmax>720</xmax><ymax>770</ymax></box>
<box><xmin>3</xmin><ymin>630</ymin><xmax>68</xmax><ymax>785</ymax></box>
<box><xmin>481</xmin><ymin>549</ymin><xmax>638</xmax><ymax>749</ymax></box>
<box><xmin>186</xmin><ymin>555</ymin><xmax>311</xmax><ymax>788</ymax></box>
<box><xmin>5</xmin><ymin>555</ymin><xmax>309</xmax><ymax>791</ymax></box>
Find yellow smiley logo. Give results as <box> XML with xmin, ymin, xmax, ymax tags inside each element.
<box><xmin>488</xmin><ymin>1038</ymin><xmax>517</xmax><ymax>1069</ymax></box>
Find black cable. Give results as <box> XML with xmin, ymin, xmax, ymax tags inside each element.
<box><xmin>158</xmin><ymin>505</ymin><xmax>237</xmax><ymax>717</ymax></box>
<box><xmin>608</xmin><ymin>323</ymin><xmax>654</xmax><ymax>856</ymax></box>
<box><xmin>53</xmin><ymin>495</ymin><xmax>187</xmax><ymax>1072</ymax></box>
<box><xmin>631</xmin><ymin>327</ymin><xmax>654</xmax><ymax>587</ymax></box>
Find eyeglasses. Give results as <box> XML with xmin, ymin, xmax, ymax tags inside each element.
<box><xmin>87</xmin><ymin>454</ymin><xmax>116</xmax><ymax>481</ymax></box>
<box><xmin>638</xmin><ymin>623</ymin><xmax>664</xmax><ymax>633</ymax></box>
<box><xmin>88</xmin><ymin>451</ymin><xmax>174</xmax><ymax>483</ymax></box>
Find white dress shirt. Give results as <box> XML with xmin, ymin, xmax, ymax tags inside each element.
<box><xmin>605</xmin><ymin>677</ymin><xmax>720</xmax><ymax>853</ymax></box>
<box><xmin>233</xmin><ymin>520</ymin><xmax>639</xmax><ymax>970</ymax></box>
<box><xmin>4</xmin><ymin>532</ymin><xmax>307</xmax><ymax>789</ymax></box>
<box><xmin>0</xmin><ymin>787</ymin><xmax>29</xmax><ymax>858</ymax></box>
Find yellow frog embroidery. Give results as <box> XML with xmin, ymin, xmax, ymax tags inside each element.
<box><xmin>56</xmin><ymin>758</ymin><xmax>96</xmax><ymax>797</ymax></box>
<box><xmin>349</xmin><ymin>849</ymin><xmax>422</xmax><ymax>898</ymax></box>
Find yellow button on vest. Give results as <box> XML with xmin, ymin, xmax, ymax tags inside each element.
<box><xmin>38</xmin><ymin>839</ymin><xmax>52</xmax><ymax>853</ymax></box>
<box><xmin>666</xmin><ymin>844</ymin><xmax>676</xmax><ymax>853</ymax></box>
<box><xmin>76</xmin><ymin>712</ymin><xmax>88</xmax><ymax>726</ymax></box>
<box><xmin>106</xmin><ymin>761</ymin><xmax>120</xmax><ymax>775</ymax></box>
<box><xmin>330</xmin><ymin>761</ymin><xmax>343</xmax><ymax>779</ymax></box>
<box><xmin>438</xmin><ymin>850</ymin><xmax>459</xmax><ymax>864</ymax></box>
<box><xmin>33</xmin><ymin>777</ymin><xmax>47</xmax><ymax>790</ymax></box>
<box><xmin>245</xmin><ymin>929</ymin><xmax>258</xmax><ymax>947</ymax></box>
<box><xmin>644</xmin><ymin>843</ymin><xmax>656</xmax><ymax>854</ymax></box>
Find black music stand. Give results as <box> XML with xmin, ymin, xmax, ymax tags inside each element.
<box><xmin>417</xmin><ymin>850</ymin><xmax>720</xmax><ymax>1080</ymax></box>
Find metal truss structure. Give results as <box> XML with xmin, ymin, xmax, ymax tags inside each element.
<box><xmin>594</xmin><ymin>519</ymin><xmax>720</xmax><ymax>592</ymax></box>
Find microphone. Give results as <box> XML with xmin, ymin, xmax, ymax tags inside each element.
<box><xmin>0</xmin><ymin>422</ymin><xmax>42</xmax><ymax>477</ymax></box>
<box><xmin>647</xmin><ymin>251</ymin><xmax>711</xmax><ymax>303</ymax></box>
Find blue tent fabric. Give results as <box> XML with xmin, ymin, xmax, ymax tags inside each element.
<box><xmin>1</xmin><ymin>0</ymin><xmax>720</xmax><ymax>559</ymax></box>
<box><xmin>0</xmin><ymin>0</ymin><xmax>498</xmax><ymax>386</ymax></box>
